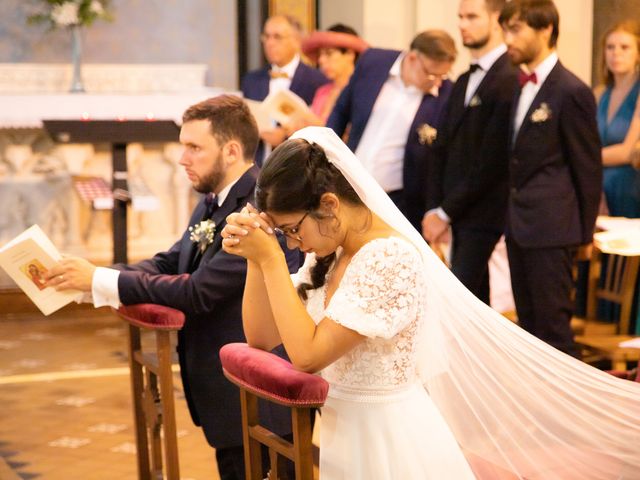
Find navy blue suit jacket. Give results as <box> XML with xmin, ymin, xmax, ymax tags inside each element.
<box><xmin>326</xmin><ymin>48</ymin><xmax>453</xmax><ymax>230</ymax></box>
<box><xmin>428</xmin><ymin>53</ymin><xmax>518</xmax><ymax>232</ymax></box>
<box><xmin>114</xmin><ymin>166</ymin><xmax>298</xmax><ymax>449</ymax></box>
<box><xmin>507</xmin><ymin>61</ymin><xmax>602</xmax><ymax>248</ymax></box>
<box><xmin>241</xmin><ymin>61</ymin><xmax>328</xmax><ymax>165</ymax></box>
<box><xmin>241</xmin><ymin>61</ymin><xmax>328</xmax><ymax>104</ymax></box>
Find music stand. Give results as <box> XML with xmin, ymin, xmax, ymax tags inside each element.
<box><xmin>43</xmin><ymin>120</ymin><xmax>180</xmax><ymax>264</ymax></box>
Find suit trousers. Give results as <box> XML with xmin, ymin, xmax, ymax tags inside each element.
<box><xmin>506</xmin><ymin>239</ymin><xmax>578</xmax><ymax>357</ymax></box>
<box><xmin>215</xmin><ymin>435</ymin><xmax>296</xmax><ymax>480</ymax></box>
<box><xmin>387</xmin><ymin>189</ymin><xmax>404</xmax><ymax>212</ymax></box>
<box><xmin>450</xmin><ymin>227</ymin><xmax>502</xmax><ymax>305</ymax></box>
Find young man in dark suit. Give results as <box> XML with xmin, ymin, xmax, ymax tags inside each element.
<box><xmin>46</xmin><ymin>95</ymin><xmax>299</xmax><ymax>480</ymax></box>
<box><xmin>500</xmin><ymin>0</ymin><xmax>602</xmax><ymax>356</ymax></box>
<box><xmin>423</xmin><ymin>0</ymin><xmax>518</xmax><ymax>305</ymax></box>
<box><xmin>326</xmin><ymin>30</ymin><xmax>456</xmax><ymax>231</ymax></box>
<box><xmin>241</xmin><ymin>14</ymin><xmax>328</xmax><ymax>164</ymax></box>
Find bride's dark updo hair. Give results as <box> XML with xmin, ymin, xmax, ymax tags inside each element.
<box><xmin>256</xmin><ymin>138</ymin><xmax>363</xmax><ymax>299</ymax></box>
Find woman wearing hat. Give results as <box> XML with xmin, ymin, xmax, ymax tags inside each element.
<box><xmin>286</xmin><ymin>24</ymin><xmax>368</xmax><ymax>133</ymax></box>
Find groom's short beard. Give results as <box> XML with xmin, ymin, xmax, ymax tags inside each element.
<box><xmin>463</xmin><ymin>32</ymin><xmax>490</xmax><ymax>50</ymax></box>
<box><xmin>193</xmin><ymin>153</ymin><xmax>224</xmax><ymax>194</ymax></box>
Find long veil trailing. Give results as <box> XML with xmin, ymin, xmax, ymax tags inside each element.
<box><xmin>290</xmin><ymin>127</ymin><xmax>640</xmax><ymax>479</ymax></box>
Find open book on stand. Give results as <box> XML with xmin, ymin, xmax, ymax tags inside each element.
<box><xmin>0</xmin><ymin>225</ymin><xmax>83</xmax><ymax>315</ymax></box>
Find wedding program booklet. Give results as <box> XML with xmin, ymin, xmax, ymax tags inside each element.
<box><xmin>245</xmin><ymin>98</ymin><xmax>273</xmax><ymax>131</ymax></box>
<box><xmin>0</xmin><ymin>225</ymin><xmax>83</xmax><ymax>315</ymax></box>
<box><xmin>260</xmin><ymin>89</ymin><xmax>313</xmax><ymax>126</ymax></box>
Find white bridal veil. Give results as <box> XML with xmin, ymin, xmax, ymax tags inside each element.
<box><xmin>291</xmin><ymin>127</ymin><xmax>640</xmax><ymax>479</ymax></box>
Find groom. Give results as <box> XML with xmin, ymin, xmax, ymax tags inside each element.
<box><xmin>46</xmin><ymin>95</ymin><xmax>299</xmax><ymax>480</ymax></box>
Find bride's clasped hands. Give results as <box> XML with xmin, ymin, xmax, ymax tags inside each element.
<box><xmin>221</xmin><ymin>203</ymin><xmax>283</xmax><ymax>267</ymax></box>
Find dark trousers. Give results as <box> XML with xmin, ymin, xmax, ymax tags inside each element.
<box><xmin>387</xmin><ymin>189</ymin><xmax>404</xmax><ymax>213</ymax></box>
<box><xmin>450</xmin><ymin>227</ymin><xmax>502</xmax><ymax>305</ymax></box>
<box><xmin>215</xmin><ymin>434</ymin><xmax>296</xmax><ymax>480</ymax></box>
<box><xmin>216</xmin><ymin>445</ymin><xmax>248</xmax><ymax>480</ymax></box>
<box><xmin>506</xmin><ymin>239</ymin><xmax>578</xmax><ymax>357</ymax></box>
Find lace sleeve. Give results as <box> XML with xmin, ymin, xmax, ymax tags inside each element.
<box><xmin>325</xmin><ymin>238</ymin><xmax>422</xmax><ymax>339</ymax></box>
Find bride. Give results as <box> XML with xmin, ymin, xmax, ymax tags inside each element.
<box><xmin>221</xmin><ymin>127</ymin><xmax>640</xmax><ymax>479</ymax></box>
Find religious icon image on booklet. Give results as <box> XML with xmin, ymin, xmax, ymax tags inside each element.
<box><xmin>0</xmin><ymin>225</ymin><xmax>83</xmax><ymax>315</ymax></box>
<box><xmin>278</xmin><ymin>101</ymin><xmax>296</xmax><ymax>116</ymax></box>
<box><xmin>261</xmin><ymin>89</ymin><xmax>312</xmax><ymax>125</ymax></box>
<box><xmin>20</xmin><ymin>259</ymin><xmax>48</xmax><ymax>291</ymax></box>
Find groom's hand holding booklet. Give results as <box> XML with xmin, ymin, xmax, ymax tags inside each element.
<box><xmin>0</xmin><ymin>225</ymin><xmax>83</xmax><ymax>315</ymax></box>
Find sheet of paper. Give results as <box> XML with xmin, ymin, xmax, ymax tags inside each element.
<box><xmin>0</xmin><ymin>225</ymin><xmax>83</xmax><ymax>315</ymax></box>
<box><xmin>596</xmin><ymin>216</ymin><xmax>640</xmax><ymax>232</ymax></box>
<box><xmin>618</xmin><ymin>337</ymin><xmax>640</xmax><ymax>349</ymax></box>
<box><xmin>245</xmin><ymin>98</ymin><xmax>273</xmax><ymax>131</ymax></box>
<box><xmin>261</xmin><ymin>89</ymin><xmax>312</xmax><ymax>126</ymax></box>
<box><xmin>594</xmin><ymin>229</ymin><xmax>640</xmax><ymax>256</ymax></box>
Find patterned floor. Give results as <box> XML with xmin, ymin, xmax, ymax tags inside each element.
<box><xmin>0</xmin><ymin>306</ymin><xmax>219</xmax><ymax>480</ymax></box>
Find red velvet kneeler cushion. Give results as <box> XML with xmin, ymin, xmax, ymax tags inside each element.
<box><xmin>220</xmin><ymin>343</ymin><xmax>329</xmax><ymax>408</ymax></box>
<box><xmin>116</xmin><ymin>304</ymin><xmax>185</xmax><ymax>331</ymax></box>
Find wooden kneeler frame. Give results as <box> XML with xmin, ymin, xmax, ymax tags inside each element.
<box><xmin>220</xmin><ymin>343</ymin><xmax>329</xmax><ymax>480</ymax></box>
<box><xmin>115</xmin><ymin>304</ymin><xmax>185</xmax><ymax>480</ymax></box>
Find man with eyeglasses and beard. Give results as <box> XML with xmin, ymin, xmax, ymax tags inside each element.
<box><xmin>423</xmin><ymin>0</ymin><xmax>518</xmax><ymax>306</ymax></box>
<box><xmin>327</xmin><ymin>30</ymin><xmax>456</xmax><ymax>232</ymax></box>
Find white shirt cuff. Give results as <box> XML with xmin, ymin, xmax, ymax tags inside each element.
<box><xmin>76</xmin><ymin>292</ymin><xmax>94</xmax><ymax>304</ymax></box>
<box><xmin>427</xmin><ymin>207</ymin><xmax>451</xmax><ymax>223</ymax></box>
<box><xmin>92</xmin><ymin>267</ymin><xmax>122</xmax><ymax>309</ymax></box>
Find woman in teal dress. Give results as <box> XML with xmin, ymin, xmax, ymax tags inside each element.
<box><xmin>595</xmin><ymin>20</ymin><xmax>640</xmax><ymax>218</ymax></box>
<box><xmin>593</xmin><ymin>21</ymin><xmax>640</xmax><ymax>333</ymax></box>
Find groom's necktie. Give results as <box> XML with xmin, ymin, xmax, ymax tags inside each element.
<box><xmin>203</xmin><ymin>193</ymin><xmax>218</xmax><ymax>220</ymax></box>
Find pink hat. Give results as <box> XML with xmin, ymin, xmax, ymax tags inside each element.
<box><xmin>302</xmin><ymin>31</ymin><xmax>369</xmax><ymax>63</ymax></box>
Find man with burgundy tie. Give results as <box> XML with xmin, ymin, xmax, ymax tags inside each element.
<box><xmin>46</xmin><ymin>95</ymin><xmax>299</xmax><ymax>479</ymax></box>
<box><xmin>241</xmin><ymin>14</ymin><xmax>328</xmax><ymax>164</ymax></box>
<box><xmin>423</xmin><ymin>0</ymin><xmax>518</xmax><ymax>305</ymax></box>
<box><xmin>499</xmin><ymin>0</ymin><xmax>602</xmax><ymax>356</ymax></box>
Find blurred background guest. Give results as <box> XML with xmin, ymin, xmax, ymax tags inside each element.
<box><xmin>595</xmin><ymin>20</ymin><xmax>640</xmax><ymax>218</ymax></box>
<box><xmin>295</xmin><ymin>24</ymin><xmax>368</xmax><ymax>127</ymax></box>
<box><xmin>241</xmin><ymin>14</ymin><xmax>328</xmax><ymax>164</ymax></box>
<box><xmin>326</xmin><ymin>30</ymin><xmax>456</xmax><ymax>231</ymax></box>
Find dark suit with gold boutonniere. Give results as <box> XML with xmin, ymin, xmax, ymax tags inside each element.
<box><xmin>327</xmin><ymin>48</ymin><xmax>453</xmax><ymax>231</ymax></box>
<box><xmin>506</xmin><ymin>60</ymin><xmax>602</xmax><ymax>356</ymax></box>
<box><xmin>113</xmin><ymin>166</ymin><xmax>299</xmax><ymax>457</ymax></box>
<box><xmin>427</xmin><ymin>52</ymin><xmax>518</xmax><ymax>304</ymax></box>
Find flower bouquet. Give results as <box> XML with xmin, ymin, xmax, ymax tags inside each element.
<box><xmin>27</xmin><ymin>1</ymin><xmax>113</xmax><ymax>92</ymax></box>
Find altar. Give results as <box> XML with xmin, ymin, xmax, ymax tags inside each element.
<box><xmin>0</xmin><ymin>64</ymin><xmax>228</xmax><ymax>289</ymax></box>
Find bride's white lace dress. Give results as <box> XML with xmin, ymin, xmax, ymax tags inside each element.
<box><xmin>293</xmin><ymin>236</ymin><xmax>475</xmax><ymax>479</ymax></box>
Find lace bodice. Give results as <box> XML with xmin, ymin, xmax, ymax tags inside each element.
<box><xmin>292</xmin><ymin>237</ymin><xmax>425</xmax><ymax>394</ymax></box>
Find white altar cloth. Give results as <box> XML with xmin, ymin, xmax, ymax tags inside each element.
<box><xmin>0</xmin><ymin>90</ymin><xmax>227</xmax><ymax>129</ymax></box>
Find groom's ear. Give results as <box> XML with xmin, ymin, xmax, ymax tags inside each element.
<box><xmin>222</xmin><ymin>140</ymin><xmax>242</xmax><ymax>165</ymax></box>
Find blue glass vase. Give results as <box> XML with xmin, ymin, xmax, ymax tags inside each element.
<box><xmin>69</xmin><ymin>25</ymin><xmax>85</xmax><ymax>93</ymax></box>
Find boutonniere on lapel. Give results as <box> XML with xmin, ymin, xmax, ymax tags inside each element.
<box><xmin>189</xmin><ymin>219</ymin><xmax>216</xmax><ymax>253</ymax></box>
<box><xmin>469</xmin><ymin>94</ymin><xmax>482</xmax><ymax>107</ymax></box>
<box><xmin>530</xmin><ymin>102</ymin><xmax>552</xmax><ymax>123</ymax></box>
<box><xmin>417</xmin><ymin>123</ymin><xmax>437</xmax><ymax>146</ymax></box>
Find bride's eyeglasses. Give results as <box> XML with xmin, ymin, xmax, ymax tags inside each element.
<box><xmin>273</xmin><ymin>211</ymin><xmax>310</xmax><ymax>241</ymax></box>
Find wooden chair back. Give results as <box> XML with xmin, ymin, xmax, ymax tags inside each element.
<box><xmin>115</xmin><ymin>304</ymin><xmax>185</xmax><ymax>480</ymax></box>
<box><xmin>585</xmin><ymin>246</ymin><xmax>640</xmax><ymax>334</ymax></box>
<box><xmin>220</xmin><ymin>343</ymin><xmax>328</xmax><ymax>480</ymax></box>
<box><xmin>576</xmin><ymin>244</ymin><xmax>640</xmax><ymax>369</ymax></box>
